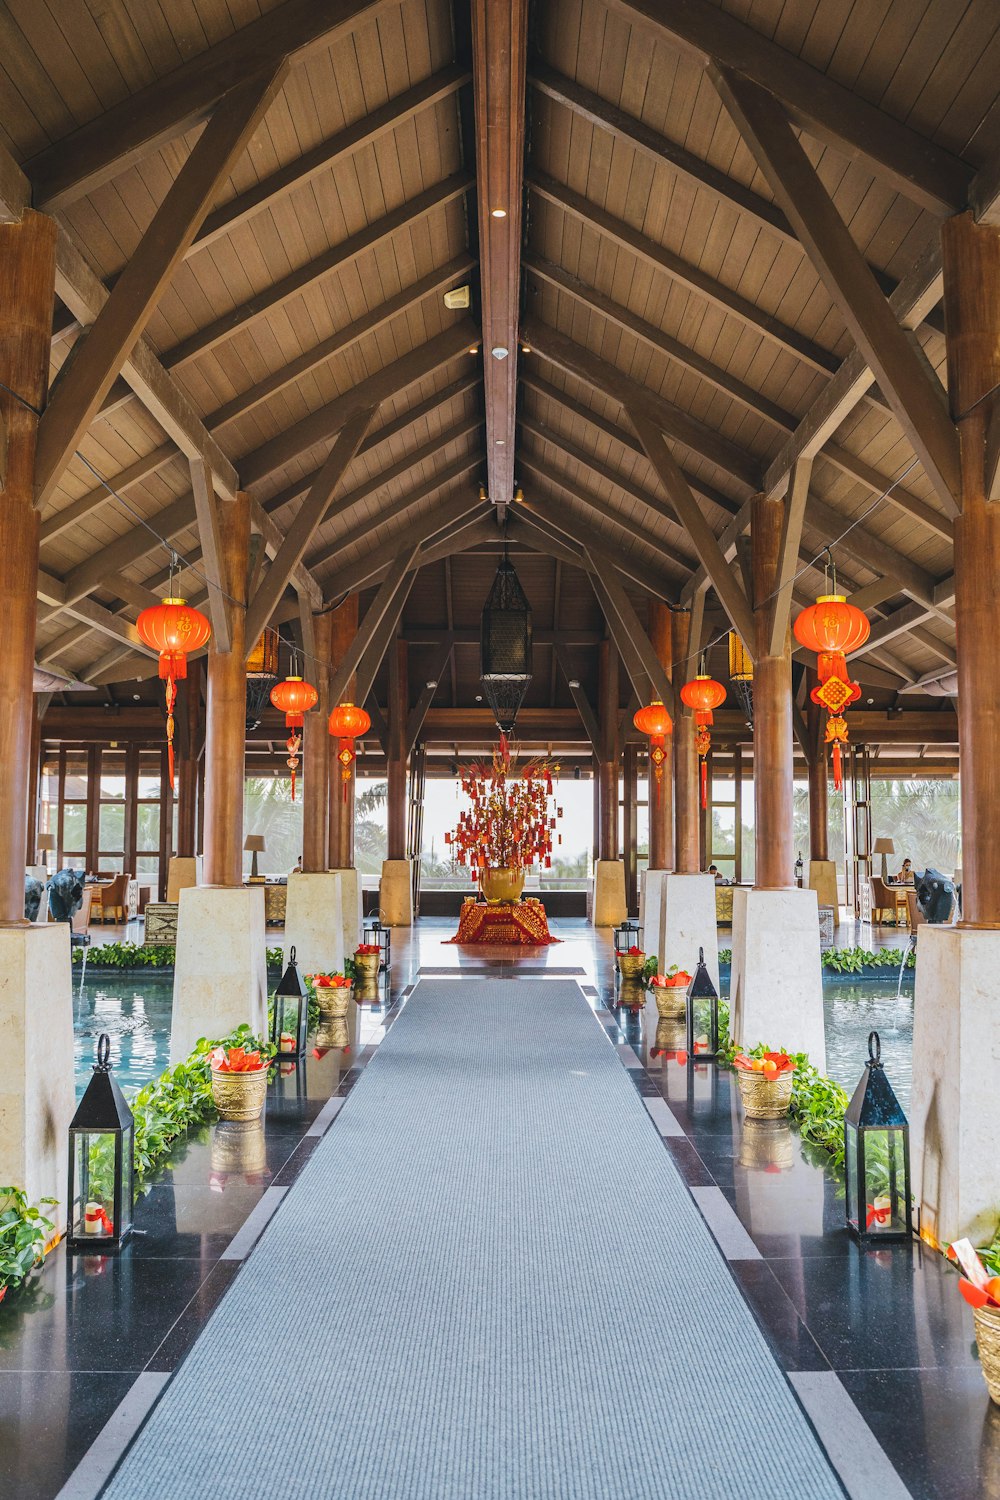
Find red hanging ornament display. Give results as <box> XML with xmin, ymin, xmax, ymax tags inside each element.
<box><xmin>328</xmin><ymin>702</ymin><xmax>371</xmax><ymax>801</ymax></box>
<box><xmin>136</xmin><ymin>597</ymin><xmax>212</xmax><ymax>788</ymax></box>
<box><xmin>633</xmin><ymin>700</ymin><xmax>673</xmax><ymax>802</ymax></box>
<box><xmin>793</xmin><ymin>593</ymin><xmax>869</xmax><ymax>791</ymax></box>
<box><xmin>680</xmin><ymin>673</ymin><xmax>727</xmax><ymax>809</ymax></box>
<box><xmin>270</xmin><ymin>675</ymin><xmax>318</xmax><ymax>800</ymax></box>
<box><xmin>447</xmin><ymin>741</ymin><xmax>560</xmax><ymax>884</ymax></box>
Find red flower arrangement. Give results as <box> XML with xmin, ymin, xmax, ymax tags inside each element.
<box><xmin>209</xmin><ymin>1045</ymin><xmax>266</xmax><ymax>1073</ymax></box>
<box><xmin>311</xmin><ymin>973</ymin><xmax>352</xmax><ymax>988</ymax></box>
<box><xmin>650</xmin><ymin>968</ymin><xmax>692</xmax><ymax>989</ymax></box>
<box><xmin>733</xmin><ymin>1050</ymin><xmax>795</xmax><ymax>1079</ymax></box>
<box><xmin>947</xmin><ymin>1238</ymin><xmax>1000</xmax><ymax>1310</ymax></box>
<box><xmin>355</xmin><ymin>944</ymin><xmax>381</xmax><ymax>956</ymax></box>
<box><xmin>446</xmin><ymin>738</ymin><xmax>561</xmax><ymax>875</ymax></box>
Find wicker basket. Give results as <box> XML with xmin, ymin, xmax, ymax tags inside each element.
<box><xmin>317</xmin><ymin>986</ymin><xmax>351</xmax><ymax>1020</ymax></box>
<box><xmin>211</xmin><ymin>1064</ymin><xmax>268</xmax><ymax>1122</ymax></box>
<box><xmin>736</xmin><ymin>1067</ymin><xmax>794</xmax><ymax>1120</ymax></box>
<box><xmin>618</xmin><ymin>953</ymin><xmax>645</xmax><ymax>981</ymax></box>
<box><xmin>976</xmin><ymin>1303</ymin><xmax>1000</xmax><ymax>1405</ymax></box>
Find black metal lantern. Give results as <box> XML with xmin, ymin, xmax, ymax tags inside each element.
<box><xmin>685</xmin><ymin>946</ymin><xmax>720</xmax><ymax>1063</ymax></box>
<box><xmin>245</xmin><ymin>627</ymin><xmax>280</xmax><ymax>731</ymax></box>
<box><xmin>363</xmin><ymin>917</ymin><xmax>391</xmax><ymax>973</ymax></box>
<box><xmin>67</xmin><ymin>1034</ymin><xmax>134</xmax><ymax>1252</ymax></box>
<box><xmin>613</xmin><ymin>919</ymin><xmax>642</xmax><ymax>964</ymax></box>
<box><xmin>271</xmin><ymin>945</ymin><xmax>309</xmax><ymax>1057</ymax></box>
<box><xmin>480</xmin><ymin>547</ymin><xmax>532</xmax><ymax>733</ymax></box>
<box><xmin>844</xmin><ymin>1030</ymin><xmax>912</xmax><ymax>1243</ymax></box>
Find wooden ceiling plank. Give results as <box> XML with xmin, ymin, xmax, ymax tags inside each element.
<box><xmin>34</xmin><ymin>67</ymin><xmax>288</xmax><ymax>509</ymax></box>
<box><xmin>629</xmin><ymin>406</ymin><xmax>756</xmax><ymax>647</ymax></box>
<box><xmin>25</xmin><ymin>0</ymin><xmax>395</xmax><ymax>212</ymax></box>
<box><xmin>713</xmin><ymin>67</ymin><xmax>961</xmax><ymax>518</ymax></box>
<box><xmin>189</xmin><ymin>456</ymin><xmax>233</xmax><ymax>655</ymax></box>
<box><xmin>767</xmin><ymin>457</ymin><xmax>811</xmax><ymax>658</ymax></box>
<box><xmin>40</xmin><ymin>441</ymin><xmax>177</xmax><ymax>544</ymax></box>
<box><xmin>530</xmin><ymin>172</ymin><xmax>839</xmax><ymax>377</ymax></box>
<box><xmin>319</xmin><ymin>491</ymin><xmax>485</xmax><ymax>598</ymax></box>
<box><xmin>605</xmin><ymin>0</ymin><xmax>971</xmax><ymax>214</ymax></box>
<box><xmin>306</xmin><ymin>457</ymin><xmax>483</xmax><ymax>573</ymax></box>
<box><xmin>518</xmin><ymin>488</ymin><xmax>677</xmax><ymax>602</ymax></box>
<box><xmin>246</xmin><ymin>500</ymin><xmax>321</xmax><ymax>610</ymax></box>
<box><xmin>245</xmin><ymin>405</ymin><xmax>377</xmax><ymax>647</ymax></box>
<box><xmin>353</xmin><ymin>574</ymin><xmax>419</xmax><ymax>706</ymax></box>
<box><xmin>329</xmin><ymin>551</ymin><xmax>419</xmax><ymax>705</ymax></box>
<box><xmin>471</xmin><ymin>0</ymin><xmax>528</xmax><ymax>509</ymax></box>
<box><xmin>164</xmin><ymin>172</ymin><xmax>472</xmax><ymax>372</ymax></box>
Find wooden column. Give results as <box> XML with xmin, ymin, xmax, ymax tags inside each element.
<box><xmin>25</xmin><ymin>705</ymin><xmax>42</xmax><ymax>867</ymax></box>
<box><xmin>806</xmin><ymin>677</ymin><xmax>829</xmax><ymax>862</ymax></box>
<box><xmin>302</xmin><ymin>611</ymin><xmax>331</xmax><ymax>873</ymax></box>
<box><xmin>176</xmin><ymin>657</ymin><xmax>201</xmax><ymax>859</ymax></box>
<box><xmin>327</xmin><ymin>595</ymin><xmax>359</xmax><ymax>869</ymax></box>
<box><xmin>0</xmin><ymin>212</ymin><xmax>56</xmax><ymax>925</ymax></box>
<box><xmin>202</xmin><ymin>492</ymin><xmax>249</xmax><ymax>888</ymax></box>
<box><xmin>752</xmin><ymin>493</ymin><xmax>795</xmax><ymax>890</ymax></box>
<box><xmin>672</xmin><ymin>610</ymin><xmax>700</xmax><ymax>872</ymax></box>
<box><xmin>623</xmin><ymin>742</ymin><xmax>638</xmax><ymax>910</ymax></box>
<box><xmin>386</xmin><ymin>637</ymin><xmax>408</xmax><ymax>862</ymax></box>
<box><xmin>943</xmin><ymin>212</ymin><xmax>1000</xmax><ymax>926</ymax></box>
<box><xmin>647</xmin><ymin>601</ymin><xmax>674</xmax><ymax>871</ymax></box>
<box><xmin>597</xmin><ymin>637</ymin><xmax>619</xmax><ymax>860</ymax></box>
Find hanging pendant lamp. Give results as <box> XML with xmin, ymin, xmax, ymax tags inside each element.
<box><xmin>793</xmin><ymin>570</ymin><xmax>869</xmax><ymax>791</ymax></box>
<box><xmin>680</xmin><ymin>667</ymin><xmax>727</xmax><ymax>809</ymax></box>
<box><xmin>480</xmin><ymin>537</ymin><xmax>532</xmax><ymax>736</ymax></box>
<box><xmin>136</xmin><ymin>576</ymin><xmax>211</xmax><ymax>788</ymax></box>
<box><xmin>270</xmin><ymin>667</ymin><xmax>318</xmax><ymax>801</ymax></box>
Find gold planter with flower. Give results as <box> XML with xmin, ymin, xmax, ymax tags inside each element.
<box><xmin>975</xmin><ymin>1303</ymin><xmax>1000</xmax><ymax>1405</ymax></box>
<box><xmin>735</xmin><ymin>1067</ymin><xmax>794</xmax><ymax>1120</ymax></box>
<box><xmin>316</xmin><ymin>982</ymin><xmax>351</xmax><ymax>1020</ymax></box>
<box><xmin>210</xmin><ymin>1065</ymin><xmax>268</xmax><ymax>1122</ymax></box>
<box><xmin>481</xmin><ymin>866</ymin><xmax>525</xmax><ymax>904</ymax></box>
<box><xmin>650</xmin><ymin>972</ymin><xmax>690</xmax><ymax>1018</ymax></box>
<box><xmin>618</xmin><ymin>952</ymin><xmax>645</xmax><ymax>982</ymax></box>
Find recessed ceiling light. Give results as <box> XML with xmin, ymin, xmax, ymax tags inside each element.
<box><xmin>468</xmin><ymin>344</ymin><xmax>479</xmax><ymax>354</ymax></box>
<box><xmin>475</xmin><ymin>694</ymin><xmax>483</xmax><ymax>703</ymax></box>
<box><xmin>568</xmin><ymin>678</ymin><xmax>580</xmax><ymax>689</ymax></box>
<box><xmin>491</xmin><ymin>207</ymin><xmax>507</xmax><ymax>218</ymax></box>
<box><xmin>495</xmin><ymin>438</ymin><xmax>505</xmax><ymax>445</ymax></box>
<box><xmin>491</xmin><ymin>345</ymin><xmax>509</xmax><ymax>359</ymax></box>
<box><xmin>427</xmin><ymin>680</ymin><xmax>438</xmax><ymax>690</ymax></box>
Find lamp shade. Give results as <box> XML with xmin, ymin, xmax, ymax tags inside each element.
<box><xmin>873</xmin><ymin>837</ymin><xmax>895</xmax><ymax>855</ymax></box>
<box><xmin>243</xmin><ymin>835</ymin><xmax>266</xmax><ymax>853</ymax></box>
<box><xmin>36</xmin><ymin>832</ymin><xmax>56</xmax><ymax>852</ymax></box>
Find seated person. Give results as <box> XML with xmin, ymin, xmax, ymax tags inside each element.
<box><xmin>889</xmin><ymin>858</ymin><xmax>914</xmax><ymax>886</ymax></box>
<box><xmin>708</xmin><ymin>863</ymin><xmax>725</xmax><ymax>885</ymax></box>
<box><xmin>289</xmin><ymin>854</ymin><xmax>303</xmax><ymax>875</ymax></box>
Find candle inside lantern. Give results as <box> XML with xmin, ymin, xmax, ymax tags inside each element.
<box><xmin>279</xmin><ymin>1032</ymin><xmax>295</xmax><ymax>1053</ymax></box>
<box><xmin>84</xmin><ymin>1201</ymin><xmax>105</xmax><ymax>1235</ymax></box>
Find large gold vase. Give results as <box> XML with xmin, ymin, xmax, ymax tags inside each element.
<box><xmin>481</xmin><ymin>866</ymin><xmax>525</xmax><ymax>904</ymax></box>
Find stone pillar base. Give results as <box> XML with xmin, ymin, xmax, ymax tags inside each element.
<box><xmin>0</xmin><ymin>924</ymin><xmax>74</xmax><ymax>1227</ymax></box>
<box><xmin>593</xmin><ymin>860</ymin><xmax>626</xmax><ymax>927</ymax></box>
<box><xmin>807</xmin><ymin>859</ymin><xmax>839</xmax><ymax>916</ymax></box>
<box><xmin>284</xmin><ymin>872</ymin><xmax>344</xmax><ymax>976</ymax></box>
<box><xmin>379</xmin><ymin>859</ymin><xmax>412</xmax><ymax>926</ymax></box>
<box><xmin>329</xmin><ymin>868</ymin><xmax>362</xmax><ymax>959</ymax></box>
<box><xmin>911</xmin><ymin>925</ymin><xmax>1000</xmax><ymax>1247</ymax></box>
<box><xmin>166</xmin><ymin>855</ymin><xmax>199</xmax><ymax>904</ymax></box>
<box><xmin>640</xmin><ymin>869</ymin><xmax>667</xmax><ymax>954</ymax></box>
<box><xmin>730</xmin><ymin>887</ymin><xmax>825</xmax><ymax>1072</ymax></box>
<box><xmin>171</xmin><ymin>887</ymin><xmax>268</xmax><ymax>1065</ymax></box>
<box><xmin>659</xmin><ymin>872</ymin><xmax>720</xmax><ymax>994</ymax></box>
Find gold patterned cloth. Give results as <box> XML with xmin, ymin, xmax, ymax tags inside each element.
<box><xmin>446</xmin><ymin>897</ymin><xmax>559</xmax><ymax>946</ymax></box>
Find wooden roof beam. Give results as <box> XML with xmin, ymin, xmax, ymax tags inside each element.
<box><xmin>35</xmin><ymin>68</ymin><xmax>287</xmax><ymax>510</ymax></box>
<box><xmin>25</xmin><ymin>0</ymin><xmax>394</xmax><ymax>212</ymax></box>
<box><xmin>589</xmin><ymin>569</ymin><xmax>676</xmax><ymax>714</ymax></box>
<box><xmin>605</xmin><ymin>0</ymin><xmax>971</xmax><ymax>214</ymax></box>
<box><xmin>471</xmin><ymin>0</ymin><xmax>528</xmax><ymax>509</ymax></box>
<box><xmin>341</xmin><ymin>559</ymin><xmax>419</xmax><ymax>706</ymax></box>
<box><xmin>713</xmin><ymin>67</ymin><xmax>961</xmax><ymax>518</ymax></box>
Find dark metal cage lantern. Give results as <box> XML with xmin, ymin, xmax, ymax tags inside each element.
<box><xmin>67</xmin><ymin>1033</ymin><xmax>134</xmax><ymax>1251</ymax></box>
<box><xmin>844</xmin><ymin>1030</ymin><xmax>912</xmax><ymax>1243</ymax></box>
<box><xmin>245</xmin><ymin>627</ymin><xmax>280</xmax><ymax>732</ymax></box>
<box><xmin>363</xmin><ymin>918</ymin><xmax>391</xmax><ymax>973</ymax></box>
<box><xmin>480</xmin><ymin>551</ymin><xmax>532</xmax><ymax>732</ymax></box>
<box><xmin>271</xmin><ymin>944</ymin><xmax>309</xmax><ymax>1058</ymax></box>
<box><xmin>685</xmin><ymin>946</ymin><xmax>720</xmax><ymax>1062</ymax></box>
<box><xmin>613</xmin><ymin>919</ymin><xmax>642</xmax><ymax>963</ymax></box>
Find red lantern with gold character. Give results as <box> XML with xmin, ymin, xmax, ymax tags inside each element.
<box><xmin>793</xmin><ymin>593</ymin><xmax>869</xmax><ymax>790</ymax></box>
<box><xmin>136</xmin><ymin>597</ymin><xmax>212</xmax><ymax>788</ymax></box>
<box><xmin>328</xmin><ymin>703</ymin><xmax>371</xmax><ymax>801</ymax></box>
<box><xmin>680</xmin><ymin>673</ymin><xmax>726</xmax><ymax>809</ymax></box>
<box><xmin>270</xmin><ymin>675</ymin><xmax>319</xmax><ymax>801</ymax></box>
<box><xmin>633</xmin><ymin>700</ymin><xmax>673</xmax><ymax>801</ymax></box>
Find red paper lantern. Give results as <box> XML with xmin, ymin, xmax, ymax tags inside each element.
<box><xmin>328</xmin><ymin>702</ymin><xmax>371</xmax><ymax>800</ymax></box>
<box><xmin>633</xmin><ymin>700</ymin><xmax>673</xmax><ymax>798</ymax></box>
<box><xmin>136</xmin><ymin>597</ymin><xmax>211</xmax><ymax>787</ymax></box>
<box><xmin>680</xmin><ymin>674</ymin><xmax>726</xmax><ymax>809</ymax></box>
<box><xmin>793</xmin><ymin>594</ymin><xmax>869</xmax><ymax>790</ymax></box>
<box><xmin>270</xmin><ymin>676</ymin><xmax>318</xmax><ymax>800</ymax></box>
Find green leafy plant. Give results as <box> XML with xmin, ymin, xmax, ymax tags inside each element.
<box><xmin>718</xmin><ymin>948</ymin><xmax>732</xmax><ymax>964</ymax></box>
<box><xmin>73</xmin><ymin>943</ymin><xmax>286</xmax><ymax>971</ymax></box>
<box><xmin>0</xmin><ymin>1188</ymin><xmax>55</xmax><ymax>1298</ymax></box>
<box><xmin>642</xmin><ymin>954</ymin><xmax>659</xmax><ymax>986</ymax></box>
<box><xmin>716</xmin><ymin>945</ymin><xmax>913</xmax><ymax>974</ymax></box>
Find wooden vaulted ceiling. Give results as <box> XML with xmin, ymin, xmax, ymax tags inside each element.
<box><xmin>2</xmin><ymin>0</ymin><xmax>999</xmax><ymax>730</ymax></box>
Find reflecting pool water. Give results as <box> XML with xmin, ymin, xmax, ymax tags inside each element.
<box><xmin>73</xmin><ymin>974</ymin><xmax>174</xmax><ymax>1096</ymax></box>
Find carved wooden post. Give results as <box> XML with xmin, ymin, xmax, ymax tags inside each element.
<box><xmin>672</xmin><ymin>609</ymin><xmax>700</xmax><ymax>873</ymax></box>
<box><xmin>328</xmin><ymin>595</ymin><xmax>359</xmax><ymax>869</ymax></box>
<box><xmin>647</xmin><ymin>601</ymin><xmax>674</xmax><ymax>871</ymax></box>
<box><xmin>752</xmin><ymin>494</ymin><xmax>795</xmax><ymax>890</ymax></box>
<box><xmin>202</xmin><ymin>493</ymin><xmax>249</xmax><ymax>887</ymax></box>
<box><xmin>301</xmin><ymin>611</ymin><xmax>331</xmax><ymax>873</ymax></box>
<box><xmin>176</xmin><ymin>657</ymin><xmax>202</xmax><ymax>860</ymax></box>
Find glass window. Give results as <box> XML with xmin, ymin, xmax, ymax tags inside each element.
<box><xmin>62</xmin><ymin>803</ymin><xmax>87</xmax><ymax>851</ymax></box>
<box><xmin>96</xmin><ymin>855</ymin><xmax>124</xmax><ymax>874</ymax></box>
<box><xmin>136</xmin><ymin>804</ymin><xmax>160</xmax><ymax>849</ymax></box>
<box><xmin>99</xmin><ymin>804</ymin><xmax>125</xmax><ymax>851</ymax></box>
<box><xmin>712</xmin><ymin>805</ymin><xmax>737</xmax><ymax>857</ymax></box>
<box><xmin>64</xmin><ymin>755</ymin><xmax>88</xmax><ymax>799</ymax></box>
<box><xmin>137</xmin><ymin>754</ymin><xmax>161</xmax><ymax>799</ymax></box>
<box><xmin>136</xmin><ymin>856</ymin><xmax>159</xmax><ymax>878</ymax></box>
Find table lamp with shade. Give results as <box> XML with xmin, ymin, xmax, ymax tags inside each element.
<box><xmin>37</xmin><ymin>831</ymin><xmax>55</xmax><ymax>871</ymax></box>
<box><xmin>244</xmin><ymin>834</ymin><xmax>266</xmax><ymax>883</ymax></box>
<box><xmin>873</xmin><ymin>836</ymin><xmax>895</xmax><ymax>882</ymax></box>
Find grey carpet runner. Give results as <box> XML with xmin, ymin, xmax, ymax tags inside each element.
<box><xmin>103</xmin><ymin>979</ymin><xmax>843</xmax><ymax>1499</ymax></box>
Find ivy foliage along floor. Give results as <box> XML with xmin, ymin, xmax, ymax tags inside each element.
<box><xmin>717</xmin><ymin>945</ymin><xmax>915</xmax><ymax>973</ymax></box>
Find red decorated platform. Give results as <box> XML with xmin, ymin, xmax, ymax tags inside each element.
<box><xmin>446</xmin><ymin>897</ymin><xmax>560</xmax><ymax>946</ymax></box>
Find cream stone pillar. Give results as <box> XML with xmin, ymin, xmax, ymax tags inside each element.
<box><xmin>379</xmin><ymin>859</ymin><xmax>413</xmax><ymax>926</ymax></box>
<box><xmin>170</xmin><ymin>886</ymin><xmax>268</xmax><ymax>1065</ymax></box>
<box><xmin>593</xmin><ymin>860</ymin><xmax>626</xmax><ymax>927</ymax></box>
<box><xmin>283</xmin><ymin>871</ymin><xmax>344</xmax><ymax>977</ymax></box>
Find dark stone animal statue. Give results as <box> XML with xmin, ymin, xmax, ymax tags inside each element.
<box><xmin>47</xmin><ymin>868</ymin><xmax>84</xmax><ymax>924</ymax></box>
<box><xmin>915</xmin><ymin>868</ymin><xmax>955</xmax><ymax>924</ymax></box>
<box><xmin>24</xmin><ymin>875</ymin><xmax>43</xmax><ymax>922</ymax></box>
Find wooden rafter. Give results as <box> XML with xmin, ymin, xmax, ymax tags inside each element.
<box><xmin>25</xmin><ymin>0</ymin><xmax>394</xmax><ymax>211</ymax></box>
<box><xmin>589</xmin><ymin>569</ymin><xmax>676</xmax><ymax>715</ymax></box>
<box><xmin>190</xmin><ymin>458</ymin><xmax>232</xmax><ymax>655</ymax></box>
<box><xmin>321</xmin><ymin>492</ymin><xmax>486</xmax><ymax>602</ymax></box>
<box><xmin>712</xmin><ymin>67</ymin><xmax>961</xmax><ymax>516</ymax></box>
<box><xmin>767</xmin><ymin>458</ymin><xmax>811</xmax><ymax>658</ymax></box>
<box><xmin>329</xmin><ymin>553</ymin><xmax>419</xmax><ymax>705</ymax></box>
<box><xmin>517</xmin><ymin>487</ymin><xmax>678</xmax><ymax>603</ymax></box>
<box><xmin>471</xmin><ymin>0</ymin><xmax>528</xmax><ymax>509</ymax></box>
<box><xmin>407</xmin><ymin>643</ymin><xmax>453</xmax><ymax>754</ymax></box>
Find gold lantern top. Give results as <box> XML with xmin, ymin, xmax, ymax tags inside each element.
<box><xmin>246</xmin><ymin>628</ymin><xmax>280</xmax><ymax>678</ymax></box>
<box><xmin>728</xmin><ymin>632</ymin><xmax>753</xmax><ymax>682</ymax></box>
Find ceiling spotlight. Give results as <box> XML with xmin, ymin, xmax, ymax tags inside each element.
<box><xmin>475</xmin><ymin>694</ymin><xmax>483</xmax><ymax>703</ymax></box>
<box><xmin>468</xmin><ymin>344</ymin><xmax>479</xmax><ymax>354</ymax></box>
<box><xmin>568</xmin><ymin>678</ymin><xmax>580</xmax><ymax>688</ymax></box>
<box><xmin>444</xmin><ymin>284</ymin><xmax>471</xmax><ymax>309</ymax></box>
<box><xmin>521</xmin><ymin>343</ymin><xmax>531</xmax><ymax>353</ymax></box>
<box><xmin>478</xmin><ymin>483</ymin><xmax>488</xmax><ymax>502</ymax></box>
<box><xmin>491</xmin><ymin>207</ymin><xmax>507</xmax><ymax>218</ymax></box>
<box><xmin>133</xmin><ymin>693</ymin><xmax>141</xmax><ymax>701</ymax></box>
<box><xmin>491</xmin><ymin>345</ymin><xmax>509</xmax><ymax>360</ymax></box>
<box><xmin>495</xmin><ymin>438</ymin><xmax>505</xmax><ymax>446</ymax></box>
<box><xmin>513</xmin><ymin>485</ymin><xmax>524</xmax><ymax>503</ymax></box>
<box><xmin>866</xmin><ymin>697</ymin><xmax>874</xmax><ymax>705</ymax></box>
<box><xmin>426</xmin><ymin>680</ymin><xmax>438</xmax><ymax>690</ymax></box>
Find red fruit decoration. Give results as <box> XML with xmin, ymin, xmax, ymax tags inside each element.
<box><xmin>793</xmin><ymin>593</ymin><xmax>870</xmax><ymax>790</ymax></box>
<box><xmin>680</xmin><ymin>673</ymin><xmax>727</xmax><ymax>809</ymax></box>
<box><xmin>328</xmin><ymin>702</ymin><xmax>372</xmax><ymax>802</ymax></box>
<box><xmin>136</xmin><ymin>597</ymin><xmax>212</xmax><ymax>788</ymax></box>
<box><xmin>633</xmin><ymin>700</ymin><xmax>673</xmax><ymax>802</ymax></box>
<box><xmin>270</xmin><ymin>675</ymin><xmax>319</xmax><ymax>800</ymax></box>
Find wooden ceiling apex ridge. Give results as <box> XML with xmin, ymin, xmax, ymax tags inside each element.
<box><xmin>24</xmin><ymin>0</ymin><xmax>396</xmax><ymax>213</ymax></box>
<box><xmin>471</xmin><ymin>0</ymin><xmax>529</xmax><ymax>510</ymax></box>
<box><xmin>604</xmin><ymin>0</ymin><xmax>971</xmax><ymax>215</ymax></box>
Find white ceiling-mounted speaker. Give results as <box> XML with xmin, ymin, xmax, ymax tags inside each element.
<box><xmin>443</xmin><ymin>285</ymin><xmax>471</xmax><ymax>309</ymax></box>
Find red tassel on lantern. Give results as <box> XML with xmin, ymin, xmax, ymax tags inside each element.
<box><xmin>136</xmin><ymin>598</ymin><xmax>212</xmax><ymax>788</ymax></box>
<box><xmin>270</xmin><ymin>676</ymin><xmax>318</xmax><ymax>801</ymax></box>
<box><xmin>328</xmin><ymin>703</ymin><xmax>372</xmax><ymax>801</ymax></box>
<box><xmin>680</xmin><ymin>676</ymin><xmax>726</xmax><ymax>810</ymax></box>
